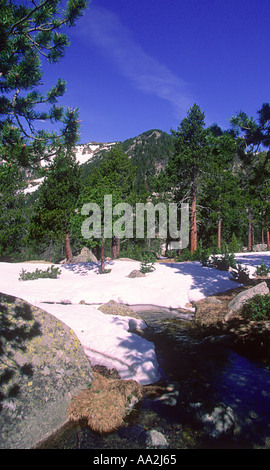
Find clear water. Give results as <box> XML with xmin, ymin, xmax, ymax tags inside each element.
<box><xmin>39</xmin><ymin>308</ymin><xmax>270</xmax><ymax>449</ymax></box>
<box><xmin>139</xmin><ymin>309</ymin><xmax>270</xmax><ymax>448</ymax></box>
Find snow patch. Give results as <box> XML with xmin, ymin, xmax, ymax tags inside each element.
<box><xmin>1</xmin><ymin>253</ymin><xmax>269</xmax><ymax>384</ymax></box>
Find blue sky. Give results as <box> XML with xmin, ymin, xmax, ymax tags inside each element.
<box><xmin>41</xmin><ymin>0</ymin><xmax>270</xmax><ymax>143</ymax></box>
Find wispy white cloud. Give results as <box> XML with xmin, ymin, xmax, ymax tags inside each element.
<box><xmin>77</xmin><ymin>6</ymin><xmax>194</xmax><ymax>118</ymax></box>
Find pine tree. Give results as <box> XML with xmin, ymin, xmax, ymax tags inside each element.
<box><xmin>167</xmin><ymin>104</ymin><xmax>208</xmax><ymax>252</ymax></box>
<box><xmin>0</xmin><ymin>0</ymin><xmax>87</xmax><ymax>167</ymax></box>
<box><xmin>72</xmin><ymin>146</ymin><xmax>136</xmax><ymax>269</ymax></box>
<box><xmin>0</xmin><ymin>162</ymin><xmax>29</xmax><ymax>258</ymax></box>
<box><xmin>230</xmin><ymin>103</ymin><xmax>270</xmax><ymax>249</ymax></box>
<box><xmin>199</xmin><ymin>127</ymin><xmax>243</xmax><ymax>249</ymax></box>
<box><xmin>29</xmin><ymin>150</ymin><xmax>81</xmax><ymax>261</ymax></box>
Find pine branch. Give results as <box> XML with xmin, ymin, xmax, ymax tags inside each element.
<box><xmin>9</xmin><ymin>0</ymin><xmax>51</xmax><ymax>34</ymax></box>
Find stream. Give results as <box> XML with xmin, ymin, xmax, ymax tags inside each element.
<box><xmin>40</xmin><ymin>306</ymin><xmax>270</xmax><ymax>450</ymax></box>
<box><xmin>136</xmin><ymin>307</ymin><xmax>270</xmax><ymax>449</ymax></box>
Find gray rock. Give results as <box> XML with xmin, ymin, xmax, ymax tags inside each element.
<box><xmin>72</xmin><ymin>247</ymin><xmax>97</xmax><ymax>263</ymax></box>
<box><xmin>128</xmin><ymin>270</ymin><xmax>145</xmax><ymax>278</ymax></box>
<box><xmin>225</xmin><ymin>282</ymin><xmax>269</xmax><ymax>321</ymax></box>
<box><xmin>153</xmin><ymin>382</ymin><xmax>180</xmax><ymax>406</ymax></box>
<box><xmin>205</xmin><ymin>296</ymin><xmax>222</xmax><ymax>305</ymax></box>
<box><xmin>98</xmin><ymin>299</ymin><xmax>141</xmax><ymax>318</ymax></box>
<box><xmin>145</xmin><ymin>429</ymin><xmax>169</xmax><ymax>449</ymax></box>
<box><xmin>253</xmin><ymin>244</ymin><xmax>268</xmax><ymax>252</ymax></box>
<box><xmin>0</xmin><ymin>293</ymin><xmax>93</xmax><ymax>449</ymax></box>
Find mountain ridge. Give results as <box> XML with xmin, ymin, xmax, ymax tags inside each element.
<box><xmin>75</xmin><ymin>128</ymin><xmax>171</xmax><ymax>164</ymax></box>
<box><xmin>79</xmin><ymin>129</ymin><xmax>174</xmax><ymax>192</ymax></box>
<box><xmin>23</xmin><ymin>128</ymin><xmax>174</xmax><ymax>195</ymax></box>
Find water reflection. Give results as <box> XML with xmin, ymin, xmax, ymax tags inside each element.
<box><xmin>139</xmin><ymin>309</ymin><xmax>270</xmax><ymax>448</ymax></box>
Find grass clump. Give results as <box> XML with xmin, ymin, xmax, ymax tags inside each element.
<box><xmin>68</xmin><ymin>370</ymin><xmax>143</xmax><ymax>434</ymax></box>
<box><xmin>19</xmin><ymin>265</ymin><xmax>61</xmax><ymax>281</ymax></box>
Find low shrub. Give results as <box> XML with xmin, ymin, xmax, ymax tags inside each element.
<box><xmin>196</xmin><ymin>242</ymin><xmax>211</xmax><ymax>266</ymax></box>
<box><xmin>176</xmin><ymin>242</ymin><xmax>211</xmax><ymax>266</ymax></box>
<box><xmin>242</xmin><ymin>294</ymin><xmax>270</xmax><ymax>321</ymax></box>
<box><xmin>139</xmin><ymin>251</ymin><xmax>156</xmax><ymax>274</ymax></box>
<box><xmin>230</xmin><ymin>263</ymin><xmax>250</xmax><ymax>283</ymax></box>
<box><xmin>229</xmin><ymin>233</ymin><xmax>242</xmax><ymax>253</ymax></box>
<box><xmin>210</xmin><ymin>250</ymin><xmax>236</xmax><ymax>271</ymax></box>
<box><xmin>255</xmin><ymin>260</ymin><xmax>270</xmax><ymax>277</ymax></box>
<box><xmin>119</xmin><ymin>241</ymin><xmax>157</xmax><ymax>262</ymax></box>
<box><xmin>176</xmin><ymin>248</ymin><xmax>198</xmax><ymax>262</ymax></box>
<box><xmin>19</xmin><ymin>265</ymin><xmax>61</xmax><ymax>281</ymax></box>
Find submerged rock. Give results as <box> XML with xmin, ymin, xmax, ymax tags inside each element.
<box><xmin>145</xmin><ymin>429</ymin><xmax>169</xmax><ymax>449</ymax></box>
<box><xmin>191</xmin><ymin>402</ymin><xmax>235</xmax><ymax>439</ymax></box>
<box><xmin>98</xmin><ymin>299</ymin><xmax>142</xmax><ymax>320</ymax></box>
<box><xmin>201</xmin><ymin>404</ymin><xmax>235</xmax><ymax>439</ymax></box>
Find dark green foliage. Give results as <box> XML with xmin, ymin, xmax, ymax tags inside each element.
<box><xmin>71</xmin><ymin>145</ymin><xmax>136</xmax><ymax>252</ymax></box>
<box><xmin>167</xmin><ymin>104</ymin><xmax>208</xmax><ymax>197</ymax></box>
<box><xmin>80</xmin><ymin>130</ymin><xmax>174</xmax><ymax>196</ymax></box>
<box><xmin>230</xmin><ymin>103</ymin><xmax>270</xmax><ymax>154</ymax></box>
<box><xmin>199</xmin><ymin>170</ymin><xmax>248</xmax><ymax>249</ymax></box>
<box><xmin>123</xmin><ymin>130</ymin><xmax>174</xmax><ymax>194</ymax></box>
<box><xmin>2</xmin><ymin>93</ymin><xmax>270</xmax><ymax>261</ymax></box>
<box><xmin>18</xmin><ymin>239</ymin><xmax>66</xmax><ymax>263</ymax></box>
<box><xmin>117</xmin><ymin>239</ymin><xmax>154</xmax><ymax>261</ymax></box>
<box><xmin>229</xmin><ymin>233</ymin><xmax>243</xmax><ymax>253</ymax></box>
<box><xmin>195</xmin><ymin>241</ymin><xmax>211</xmax><ymax>266</ymax></box>
<box><xmin>175</xmin><ymin>249</ymin><xmax>198</xmax><ymax>262</ymax></box>
<box><xmin>28</xmin><ymin>150</ymin><xmax>81</xmax><ymax>258</ymax></box>
<box><xmin>230</xmin><ymin>104</ymin><xmax>270</xmax><ymax>247</ymax></box>
<box><xmin>175</xmin><ymin>242</ymin><xmax>211</xmax><ymax>265</ymax></box>
<box><xmin>139</xmin><ymin>260</ymin><xmax>155</xmax><ymax>274</ymax></box>
<box><xmin>19</xmin><ymin>265</ymin><xmax>61</xmax><ymax>281</ymax></box>
<box><xmin>139</xmin><ymin>251</ymin><xmax>156</xmax><ymax>274</ymax></box>
<box><xmin>242</xmin><ymin>294</ymin><xmax>270</xmax><ymax>321</ymax></box>
<box><xmin>230</xmin><ymin>263</ymin><xmax>250</xmax><ymax>283</ymax></box>
<box><xmin>210</xmin><ymin>249</ymin><xmax>236</xmax><ymax>271</ymax></box>
<box><xmin>0</xmin><ymin>163</ymin><xmax>30</xmax><ymax>259</ymax></box>
<box><xmin>0</xmin><ymin>0</ymin><xmax>87</xmax><ymax>167</ymax></box>
<box><xmin>255</xmin><ymin>260</ymin><xmax>270</xmax><ymax>277</ymax></box>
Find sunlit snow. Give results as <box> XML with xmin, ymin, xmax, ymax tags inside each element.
<box><xmin>0</xmin><ymin>253</ymin><xmax>269</xmax><ymax>384</ymax></box>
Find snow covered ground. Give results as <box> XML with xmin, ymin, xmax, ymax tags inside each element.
<box><xmin>1</xmin><ymin>252</ymin><xmax>269</xmax><ymax>385</ymax></box>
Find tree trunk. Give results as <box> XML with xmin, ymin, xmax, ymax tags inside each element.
<box><xmin>190</xmin><ymin>185</ymin><xmax>197</xmax><ymax>253</ymax></box>
<box><xmin>100</xmin><ymin>234</ymin><xmax>105</xmax><ymax>273</ymax></box>
<box><xmin>116</xmin><ymin>237</ymin><xmax>120</xmax><ymax>257</ymax></box>
<box><xmin>65</xmin><ymin>230</ymin><xmax>73</xmax><ymax>262</ymax></box>
<box><xmin>112</xmin><ymin>236</ymin><xmax>120</xmax><ymax>260</ymax></box>
<box><xmin>248</xmin><ymin>214</ymin><xmax>252</xmax><ymax>252</ymax></box>
<box><xmin>217</xmin><ymin>211</ymin><xmax>221</xmax><ymax>250</ymax></box>
<box><xmin>266</xmin><ymin>215</ymin><xmax>270</xmax><ymax>251</ymax></box>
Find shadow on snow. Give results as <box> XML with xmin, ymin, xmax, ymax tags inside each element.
<box><xmin>160</xmin><ymin>252</ymin><xmax>270</xmax><ymax>300</ymax></box>
<box><xmin>61</xmin><ymin>260</ymin><xmax>115</xmax><ymax>276</ymax></box>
